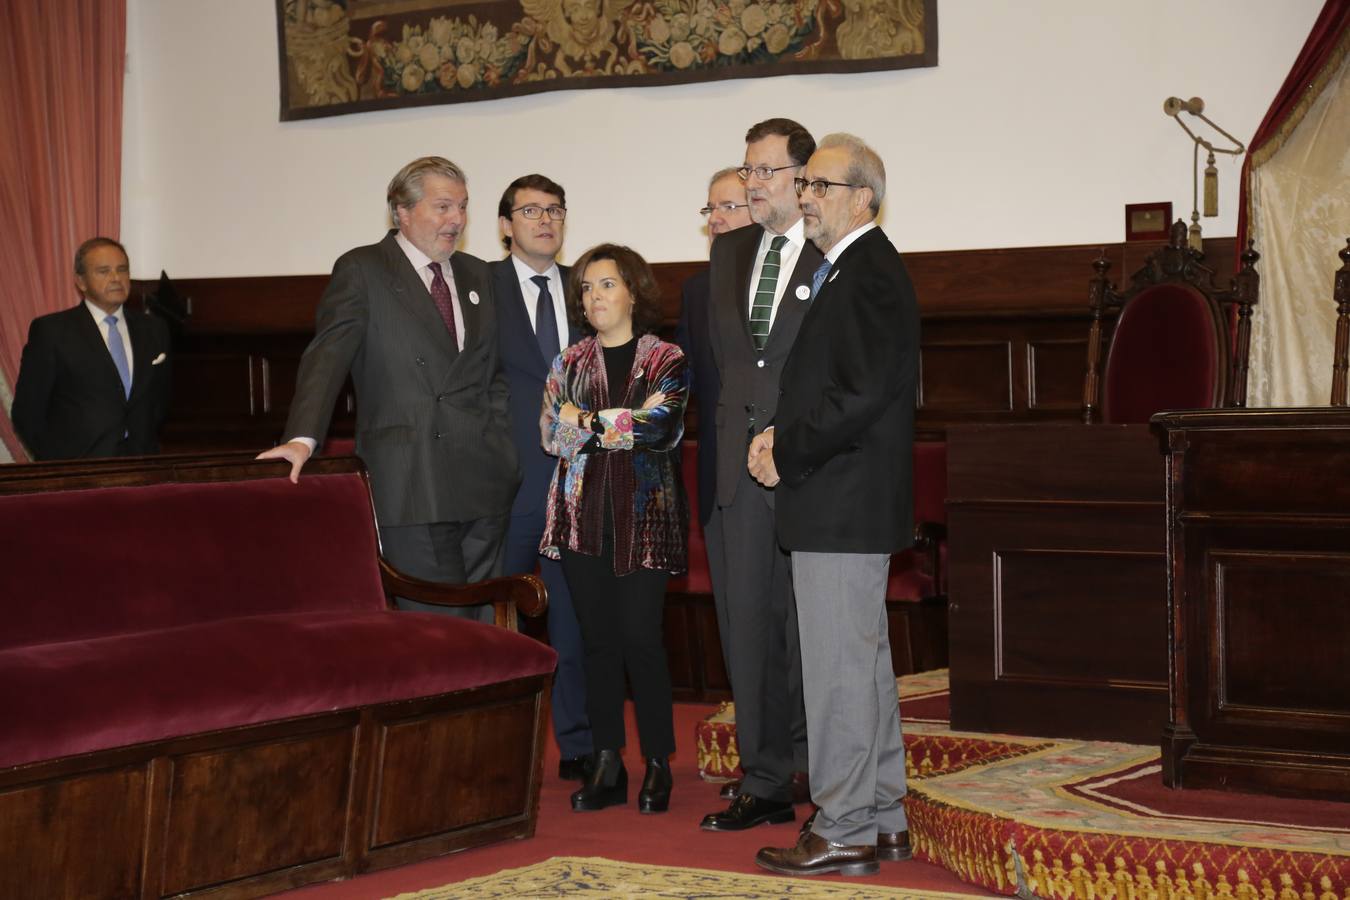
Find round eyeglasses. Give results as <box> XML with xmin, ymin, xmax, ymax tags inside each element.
<box><xmin>700</xmin><ymin>202</ymin><xmax>750</xmax><ymax>216</ymax></box>
<box><xmin>736</xmin><ymin>163</ymin><xmax>801</xmax><ymax>182</ymax></box>
<box><xmin>512</xmin><ymin>204</ymin><xmax>567</xmax><ymax>221</ymax></box>
<box><xmin>793</xmin><ymin>177</ymin><xmax>862</xmax><ymax>198</ymax></box>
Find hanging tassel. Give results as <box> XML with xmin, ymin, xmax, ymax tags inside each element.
<box><xmin>1188</xmin><ymin>214</ymin><xmax>1204</xmax><ymax>253</ymax></box>
<box><xmin>1203</xmin><ymin>151</ymin><xmax>1218</xmax><ymax>217</ymax></box>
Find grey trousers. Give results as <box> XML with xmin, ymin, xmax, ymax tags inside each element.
<box><xmin>380</xmin><ymin>515</ymin><xmax>509</xmax><ymax>624</ymax></box>
<box><xmin>792</xmin><ymin>550</ymin><xmax>908</xmax><ymax>846</ymax></box>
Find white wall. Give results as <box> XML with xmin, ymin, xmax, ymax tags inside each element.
<box><xmin>120</xmin><ymin>0</ymin><xmax>1322</xmax><ymax>279</ymax></box>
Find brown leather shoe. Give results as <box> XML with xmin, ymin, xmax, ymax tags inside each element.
<box><xmin>877</xmin><ymin>829</ymin><xmax>912</xmax><ymax>862</ymax></box>
<box><xmin>719</xmin><ymin>779</ymin><xmax>741</xmax><ymax>801</ymax></box>
<box><xmin>756</xmin><ymin>831</ymin><xmax>879</xmax><ymax>877</ymax></box>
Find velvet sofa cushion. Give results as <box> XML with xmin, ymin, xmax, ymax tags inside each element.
<box><xmin>0</xmin><ymin>610</ymin><xmax>557</xmax><ymax>769</ymax></box>
<box><xmin>1103</xmin><ymin>283</ymin><xmax>1222</xmax><ymax>424</ymax></box>
<box><xmin>0</xmin><ymin>473</ymin><xmax>387</xmax><ymax>651</ymax></box>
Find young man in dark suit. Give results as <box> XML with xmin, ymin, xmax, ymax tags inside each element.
<box><xmin>13</xmin><ymin>237</ymin><xmax>171</xmax><ymax>460</ymax></box>
<box><xmin>489</xmin><ymin>174</ymin><xmax>593</xmax><ymax>781</ymax></box>
<box><xmin>259</xmin><ymin>157</ymin><xmax>519</xmax><ymax>623</ymax></box>
<box><xmin>749</xmin><ymin>133</ymin><xmax>919</xmax><ymax>878</ymax></box>
<box><xmin>699</xmin><ymin>119</ymin><xmax>822</xmax><ymax>833</ymax></box>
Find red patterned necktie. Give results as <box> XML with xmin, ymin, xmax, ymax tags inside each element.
<box><xmin>427</xmin><ymin>261</ymin><xmax>459</xmax><ymax>348</ymax></box>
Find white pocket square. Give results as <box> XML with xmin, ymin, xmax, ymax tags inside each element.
<box><xmin>151</xmin><ymin>353</ymin><xmax>167</xmax><ymax>365</ymax></box>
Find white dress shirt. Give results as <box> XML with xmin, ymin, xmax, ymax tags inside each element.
<box><xmin>85</xmin><ymin>299</ymin><xmax>134</xmax><ymax>382</ymax></box>
<box><xmin>746</xmin><ymin>217</ymin><xmax>807</xmax><ymax>333</ymax></box>
<box><xmin>823</xmin><ymin>221</ymin><xmax>879</xmax><ymax>265</ymax></box>
<box><xmin>510</xmin><ymin>254</ymin><xmax>567</xmax><ymax>359</ymax></box>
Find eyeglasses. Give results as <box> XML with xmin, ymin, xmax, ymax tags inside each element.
<box><xmin>700</xmin><ymin>202</ymin><xmax>749</xmax><ymax>216</ymax></box>
<box><xmin>736</xmin><ymin>163</ymin><xmax>801</xmax><ymax>182</ymax></box>
<box><xmin>512</xmin><ymin>204</ymin><xmax>567</xmax><ymax>221</ymax></box>
<box><xmin>793</xmin><ymin>177</ymin><xmax>862</xmax><ymax>198</ymax></box>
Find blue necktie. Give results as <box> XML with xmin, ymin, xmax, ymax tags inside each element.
<box><xmin>810</xmin><ymin>260</ymin><xmax>832</xmax><ymax>300</ymax></box>
<box><xmin>531</xmin><ymin>275</ymin><xmax>561</xmax><ymax>361</ymax></box>
<box><xmin>105</xmin><ymin>314</ymin><xmax>132</xmax><ymax>399</ymax></box>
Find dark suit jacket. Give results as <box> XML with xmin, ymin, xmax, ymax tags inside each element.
<box><xmin>491</xmin><ymin>258</ymin><xmax>578</xmax><ymax>519</ymax></box>
<box><xmin>674</xmin><ymin>266</ymin><xmax>718</xmax><ymax>525</ymax></box>
<box><xmin>284</xmin><ymin>230</ymin><xmax>519</xmax><ymax>528</ymax></box>
<box><xmin>707</xmin><ymin>223</ymin><xmax>824</xmax><ymax>511</ymax></box>
<box><xmin>774</xmin><ymin>226</ymin><xmax>919</xmax><ymax>554</ymax></box>
<box><xmin>12</xmin><ymin>304</ymin><xmax>171</xmax><ymax>460</ymax></box>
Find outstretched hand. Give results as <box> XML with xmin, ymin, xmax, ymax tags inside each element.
<box><xmin>256</xmin><ymin>440</ymin><xmax>313</xmax><ymax>484</ymax></box>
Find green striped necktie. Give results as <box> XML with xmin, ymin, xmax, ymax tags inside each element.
<box><xmin>749</xmin><ymin>234</ymin><xmax>789</xmax><ymax>350</ymax></box>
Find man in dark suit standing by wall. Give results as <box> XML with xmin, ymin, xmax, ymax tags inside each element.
<box><xmin>490</xmin><ymin>173</ymin><xmax>593</xmax><ymax>780</ymax></box>
<box><xmin>13</xmin><ymin>237</ymin><xmax>171</xmax><ymax>460</ymax></box>
<box><xmin>750</xmin><ymin>133</ymin><xmax>919</xmax><ymax>878</ymax></box>
<box><xmin>259</xmin><ymin>156</ymin><xmax>518</xmax><ymax>624</ymax></box>
<box><xmin>675</xmin><ymin>167</ymin><xmax>752</xmax><ymax>529</ymax></box>
<box><xmin>700</xmin><ymin>119</ymin><xmax>822</xmax><ymax>833</ymax></box>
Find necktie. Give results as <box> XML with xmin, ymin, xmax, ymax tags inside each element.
<box><xmin>810</xmin><ymin>259</ymin><xmax>833</xmax><ymax>300</ymax></box>
<box><xmin>530</xmin><ymin>274</ymin><xmax>561</xmax><ymax>362</ymax></box>
<box><xmin>749</xmin><ymin>235</ymin><xmax>789</xmax><ymax>350</ymax></box>
<box><xmin>427</xmin><ymin>261</ymin><xmax>459</xmax><ymax>349</ymax></box>
<box><xmin>104</xmin><ymin>314</ymin><xmax>132</xmax><ymax>399</ymax></box>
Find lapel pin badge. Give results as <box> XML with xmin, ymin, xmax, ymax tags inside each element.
<box><xmin>468</xmin><ymin>290</ymin><xmax>480</xmax><ymax>305</ymax></box>
<box><xmin>828</xmin><ymin>270</ymin><xmax>840</xmax><ymax>283</ymax></box>
<box><xmin>795</xmin><ymin>284</ymin><xmax>810</xmax><ymax>300</ymax></box>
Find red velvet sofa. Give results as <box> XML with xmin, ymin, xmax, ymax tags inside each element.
<box><xmin>0</xmin><ymin>454</ymin><xmax>557</xmax><ymax>900</ymax></box>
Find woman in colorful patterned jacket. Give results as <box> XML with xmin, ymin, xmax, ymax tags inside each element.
<box><xmin>540</xmin><ymin>242</ymin><xmax>689</xmax><ymax>815</ymax></box>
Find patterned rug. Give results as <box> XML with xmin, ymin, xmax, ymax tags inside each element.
<box><xmin>696</xmin><ymin>670</ymin><xmax>1350</xmax><ymax>899</ymax></box>
<box><xmin>385</xmin><ymin>856</ymin><xmax>999</xmax><ymax>899</ymax></box>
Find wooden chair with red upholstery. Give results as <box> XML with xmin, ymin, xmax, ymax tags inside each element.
<box><xmin>1082</xmin><ymin>220</ymin><xmax>1260</xmax><ymax>424</ymax></box>
<box><xmin>1331</xmin><ymin>238</ymin><xmax>1349</xmax><ymax>407</ymax></box>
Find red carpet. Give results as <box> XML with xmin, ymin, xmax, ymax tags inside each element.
<box><xmin>284</xmin><ymin>701</ymin><xmax>997</xmax><ymax>898</ymax></box>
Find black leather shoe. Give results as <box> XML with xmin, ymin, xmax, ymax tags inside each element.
<box><xmin>756</xmin><ymin>831</ymin><xmax>879</xmax><ymax>877</ymax></box>
<box><xmin>700</xmin><ymin>793</ymin><xmax>795</xmax><ymax>831</ymax></box>
<box><xmin>637</xmin><ymin>756</ymin><xmax>672</xmax><ymax>814</ymax></box>
<box><xmin>877</xmin><ymin>830</ymin><xmax>912</xmax><ymax>862</ymax></box>
<box><xmin>571</xmin><ymin>749</ymin><xmax>627</xmax><ymax>811</ymax></box>
<box><xmin>719</xmin><ymin>779</ymin><xmax>741</xmax><ymax>801</ymax></box>
<box><xmin>558</xmin><ymin>755</ymin><xmax>594</xmax><ymax>782</ymax></box>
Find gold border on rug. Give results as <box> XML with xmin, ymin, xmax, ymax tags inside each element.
<box><xmin>277</xmin><ymin>0</ymin><xmax>938</xmax><ymax>119</ymax></box>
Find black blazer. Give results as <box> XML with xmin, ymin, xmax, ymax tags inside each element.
<box><xmin>491</xmin><ymin>258</ymin><xmax>578</xmax><ymax>518</ymax></box>
<box><xmin>707</xmin><ymin>223</ymin><xmax>824</xmax><ymax>511</ymax></box>
<box><xmin>773</xmin><ymin>227</ymin><xmax>919</xmax><ymax>554</ymax></box>
<box><xmin>283</xmin><ymin>230</ymin><xmax>519</xmax><ymax>528</ymax></box>
<box><xmin>12</xmin><ymin>304</ymin><xmax>171</xmax><ymax>460</ymax></box>
<box><xmin>674</xmin><ymin>267</ymin><xmax>718</xmax><ymax>525</ymax></box>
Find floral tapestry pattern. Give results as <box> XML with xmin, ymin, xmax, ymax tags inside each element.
<box><xmin>278</xmin><ymin>0</ymin><xmax>936</xmax><ymax>119</ymax></box>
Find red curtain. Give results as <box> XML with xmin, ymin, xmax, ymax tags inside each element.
<box><xmin>0</xmin><ymin>0</ymin><xmax>126</xmax><ymax>461</ymax></box>
<box><xmin>1235</xmin><ymin>0</ymin><xmax>1350</xmax><ymax>257</ymax></box>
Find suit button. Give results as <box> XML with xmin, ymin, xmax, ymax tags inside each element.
<box><xmin>433</xmin><ymin>431</ymin><xmax>442</xmax><ymax>439</ymax></box>
<box><xmin>436</xmin><ymin>394</ymin><xmax>445</xmax><ymax>402</ymax></box>
<box><xmin>415</xmin><ymin>356</ymin><xmax>426</xmax><ymax>366</ymax></box>
<box><xmin>744</xmin><ymin>404</ymin><xmax>754</xmax><ymax>413</ymax></box>
<box><xmin>756</xmin><ymin>360</ymin><xmax>765</xmax><ymax>368</ymax></box>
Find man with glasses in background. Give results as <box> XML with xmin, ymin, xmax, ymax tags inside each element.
<box><xmin>699</xmin><ymin>118</ymin><xmax>823</xmax><ymax>834</ymax></box>
<box><xmin>490</xmin><ymin>175</ymin><xmax>594</xmax><ymax>783</ymax></box>
<box><xmin>675</xmin><ymin>167</ymin><xmax>752</xmax><ymax>542</ymax></box>
<box><xmin>749</xmin><ymin>133</ymin><xmax>919</xmax><ymax>877</ymax></box>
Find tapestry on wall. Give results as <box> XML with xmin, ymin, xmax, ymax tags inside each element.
<box><xmin>277</xmin><ymin>0</ymin><xmax>937</xmax><ymax>119</ymax></box>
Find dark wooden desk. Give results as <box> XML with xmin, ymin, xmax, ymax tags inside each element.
<box><xmin>946</xmin><ymin>423</ymin><xmax>1168</xmax><ymax>742</ymax></box>
<box><xmin>1153</xmin><ymin>408</ymin><xmax>1350</xmax><ymax>800</ymax></box>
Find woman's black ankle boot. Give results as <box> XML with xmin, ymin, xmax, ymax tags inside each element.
<box><xmin>571</xmin><ymin>749</ymin><xmax>627</xmax><ymax>811</ymax></box>
<box><xmin>637</xmin><ymin>756</ymin><xmax>672</xmax><ymax>814</ymax></box>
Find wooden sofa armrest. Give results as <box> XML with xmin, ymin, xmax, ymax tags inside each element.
<box><xmin>378</xmin><ymin>560</ymin><xmax>548</xmax><ymax>631</ymax></box>
<box><xmin>912</xmin><ymin>520</ymin><xmax>948</xmax><ymax>601</ymax></box>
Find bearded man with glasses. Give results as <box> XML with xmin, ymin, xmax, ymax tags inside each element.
<box><xmin>698</xmin><ymin>118</ymin><xmax>824</xmax><ymax>834</ymax></box>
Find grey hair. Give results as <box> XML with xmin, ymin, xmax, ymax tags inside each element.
<box><xmin>817</xmin><ymin>133</ymin><xmax>885</xmax><ymax>215</ymax></box>
<box><xmin>387</xmin><ymin>156</ymin><xmax>466</xmax><ymax>220</ymax></box>
<box><xmin>708</xmin><ymin>166</ymin><xmax>742</xmax><ymax>191</ymax></box>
